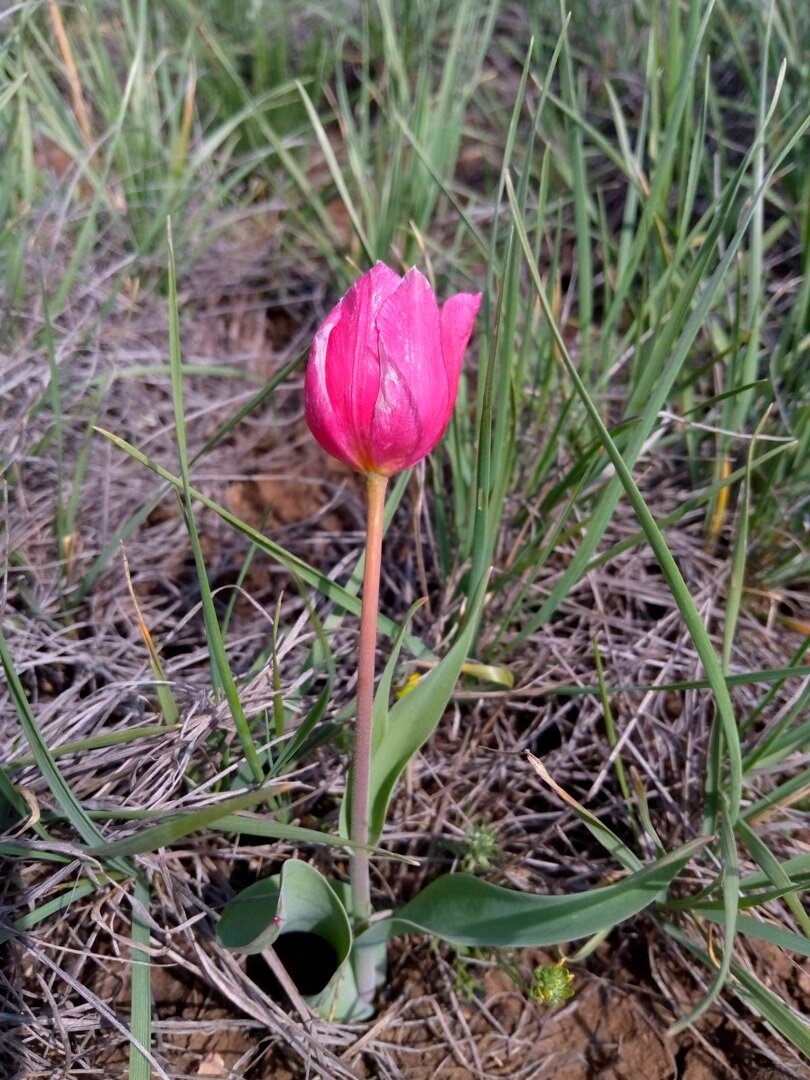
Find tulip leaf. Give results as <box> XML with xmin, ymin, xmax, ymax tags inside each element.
<box><xmin>218</xmin><ymin>859</ymin><xmax>382</xmax><ymax>1021</ymax></box>
<box><xmin>332</xmin><ymin>928</ymin><xmax>387</xmax><ymax>1023</ymax></box>
<box><xmin>349</xmin><ymin>574</ymin><xmax>489</xmax><ymax>846</ymax></box>
<box><xmin>218</xmin><ymin>859</ymin><xmax>351</xmax><ymax>956</ymax></box>
<box><xmin>372</xmin><ymin>599</ymin><xmax>427</xmax><ymax>753</ymax></box>
<box><xmin>338</xmin><ymin>598</ymin><xmax>425</xmax><ymax>841</ymax></box>
<box><xmin>360</xmin><ymin>837</ymin><xmax>708</xmax><ymax>949</ymax></box>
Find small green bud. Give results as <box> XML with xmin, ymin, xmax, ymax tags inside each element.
<box><xmin>461</xmin><ymin>821</ymin><xmax>500</xmax><ymax>874</ymax></box>
<box><xmin>530</xmin><ymin>963</ymin><xmax>575</xmax><ymax>1006</ymax></box>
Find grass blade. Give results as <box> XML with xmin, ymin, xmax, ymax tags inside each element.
<box><xmin>506</xmin><ymin>169</ymin><xmax>743</xmax><ymax>823</ymax></box>
<box><xmin>165</xmin><ymin>219</ymin><xmax>265</xmax><ymax>783</ymax></box>
<box><xmin>128</xmin><ymin>874</ymin><xmax>152</xmax><ymax>1080</ymax></box>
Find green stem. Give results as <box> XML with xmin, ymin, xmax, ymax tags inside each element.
<box><xmin>351</xmin><ymin>470</ymin><xmax>388</xmax><ymax>1004</ymax></box>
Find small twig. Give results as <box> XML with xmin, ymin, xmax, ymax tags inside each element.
<box><xmin>261</xmin><ymin>947</ymin><xmax>315</xmax><ymax>1025</ymax></box>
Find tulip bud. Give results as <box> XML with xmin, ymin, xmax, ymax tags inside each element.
<box><xmin>305</xmin><ymin>262</ymin><xmax>481</xmax><ymax>476</ymax></box>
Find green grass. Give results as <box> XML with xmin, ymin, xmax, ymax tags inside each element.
<box><xmin>1</xmin><ymin>0</ymin><xmax>809</xmax><ymax>1073</ymax></box>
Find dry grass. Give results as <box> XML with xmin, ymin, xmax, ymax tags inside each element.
<box><xmin>2</xmin><ymin>1</ymin><xmax>810</xmax><ymax>1069</ymax></box>
<box><xmin>2</xmin><ymin>217</ymin><xmax>808</xmax><ymax>1078</ymax></box>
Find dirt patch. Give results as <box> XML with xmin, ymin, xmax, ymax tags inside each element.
<box><xmin>343</xmin><ymin>939</ymin><xmax>810</xmax><ymax>1080</ymax></box>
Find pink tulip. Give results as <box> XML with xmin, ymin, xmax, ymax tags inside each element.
<box><xmin>305</xmin><ymin>262</ymin><xmax>481</xmax><ymax>476</ymax></box>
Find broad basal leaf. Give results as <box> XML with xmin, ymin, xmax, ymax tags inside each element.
<box><xmin>360</xmin><ymin>837</ymin><xmax>708</xmax><ymax>948</ymax></box>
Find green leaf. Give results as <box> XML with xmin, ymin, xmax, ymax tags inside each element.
<box><xmin>85</xmin><ymin>788</ymin><xmax>313</xmax><ymax>859</ymax></box>
<box><xmin>733</xmin><ymin>962</ymin><xmax>810</xmax><ymax>1056</ymax></box>
<box><xmin>78</xmin><ymin>352</ymin><xmax>304</xmax><ymax>603</ymax></box>
<box><xmin>372</xmin><ymin>599</ymin><xmax>427</xmax><ymax>753</ymax></box>
<box><xmin>128</xmin><ymin>874</ymin><xmax>152</xmax><ymax>1080</ymax></box>
<box><xmin>545</xmin><ymin>664</ymin><xmax>810</xmax><ymax>699</ymax></box>
<box><xmin>219</xmin><ymin>859</ymin><xmax>350</xmax><ymax>956</ymax></box>
<box><xmin>0</xmin><ymin>871</ymin><xmax>128</xmax><ymax>946</ymax></box>
<box><xmin>699</xmin><ymin>911</ymin><xmax>810</xmax><ymax>958</ymax></box>
<box><xmin>0</xmin><ymin>622</ymin><xmax>111</xmax><ymax>851</ymax></box>
<box><xmin>736</xmin><ymin>817</ymin><xmax>810</xmax><ymax>937</ymax></box>
<box><xmin>336</xmin><ymin>600</ymin><xmax>425</xmax><ymax>842</ymax></box>
<box><xmin>361</xmin><ymin>837</ymin><xmax>708</xmax><ymax>949</ymax></box>
<box><xmin>218</xmin><ymin>859</ymin><xmax>373</xmax><ymax>1021</ymax></box>
<box><xmin>739</xmin><ymin>852</ymin><xmax>810</xmax><ymax>891</ymax></box>
<box><xmin>527</xmin><ymin>752</ymin><xmax>642</xmax><ymax>872</ymax></box>
<box><xmin>354</xmin><ymin>573</ymin><xmax>489</xmax><ymax>846</ymax></box>
<box><xmin>0</xmin><ymin>768</ymin><xmax>29</xmax><ymax>832</ymax></box>
<box><xmin>337</xmin><ymin>598</ymin><xmax>426</xmax><ymax>840</ymax></box>
<box><xmin>506</xmin><ymin>168</ymin><xmax>745</xmax><ymax>824</ymax></box>
<box><xmin>166</xmin><ymin>221</ymin><xmax>265</xmax><ymax>785</ymax></box>
<box><xmin>669</xmin><ymin>801</ymin><xmax>739</xmax><ymax>1034</ymax></box>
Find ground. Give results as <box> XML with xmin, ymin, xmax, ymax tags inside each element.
<box><xmin>1</xmin><ymin>2</ymin><xmax>809</xmax><ymax>1077</ymax></box>
<box><xmin>3</xmin><ymin>271</ymin><xmax>808</xmax><ymax>1077</ymax></box>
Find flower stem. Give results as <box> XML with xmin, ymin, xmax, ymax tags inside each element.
<box><xmin>351</xmin><ymin>470</ymin><xmax>388</xmax><ymax>1004</ymax></box>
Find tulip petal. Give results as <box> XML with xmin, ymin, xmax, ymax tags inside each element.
<box><xmin>305</xmin><ymin>262</ymin><xmax>401</xmax><ymax>471</ymax></box>
<box><xmin>440</xmin><ymin>291</ymin><xmax>482</xmax><ymax>388</ymax></box>
<box><xmin>372</xmin><ymin>268</ymin><xmax>447</xmax><ymax>472</ymax></box>
<box><xmin>304</xmin><ymin>304</ymin><xmax>357</xmax><ymax>467</ymax></box>
<box><xmin>325</xmin><ymin>262</ymin><xmax>401</xmax><ymax>458</ymax></box>
<box><xmin>305</xmin><ymin>263</ymin><xmax>480</xmax><ymax>475</ymax></box>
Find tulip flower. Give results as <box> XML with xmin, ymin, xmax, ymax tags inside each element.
<box><xmin>304</xmin><ymin>262</ymin><xmax>481</xmax><ymax>1007</ymax></box>
<box><xmin>305</xmin><ymin>261</ymin><xmax>481</xmax><ymax>476</ymax></box>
